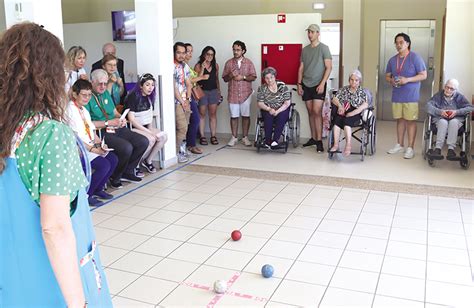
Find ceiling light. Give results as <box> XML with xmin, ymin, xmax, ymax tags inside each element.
<box><xmin>313</xmin><ymin>3</ymin><xmax>325</xmax><ymax>10</ymax></box>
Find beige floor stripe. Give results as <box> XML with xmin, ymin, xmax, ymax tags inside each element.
<box><xmin>184</xmin><ymin>165</ymin><xmax>474</xmax><ymax>200</ymax></box>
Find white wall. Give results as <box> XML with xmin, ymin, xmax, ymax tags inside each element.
<box><xmin>175</xmin><ymin>13</ymin><xmax>321</xmax><ymax>139</ymax></box>
<box><xmin>63</xmin><ymin>21</ymin><xmax>137</xmax><ymax>81</ymax></box>
<box><xmin>342</xmin><ymin>0</ymin><xmax>361</xmax><ymax>78</ymax></box>
<box><xmin>444</xmin><ymin>0</ymin><xmax>473</xmax><ymax>100</ymax></box>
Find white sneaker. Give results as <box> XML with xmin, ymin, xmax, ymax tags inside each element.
<box><xmin>227</xmin><ymin>136</ymin><xmax>238</xmax><ymax>147</ymax></box>
<box><xmin>387</xmin><ymin>143</ymin><xmax>404</xmax><ymax>154</ymax></box>
<box><xmin>404</xmin><ymin>147</ymin><xmax>415</xmax><ymax>159</ymax></box>
<box><xmin>178</xmin><ymin>153</ymin><xmax>188</xmax><ymax>163</ymax></box>
<box><xmin>241</xmin><ymin>136</ymin><xmax>252</xmax><ymax>146</ymax></box>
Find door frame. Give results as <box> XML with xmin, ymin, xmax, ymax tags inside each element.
<box><xmin>322</xmin><ymin>19</ymin><xmax>343</xmax><ymax>89</ymax></box>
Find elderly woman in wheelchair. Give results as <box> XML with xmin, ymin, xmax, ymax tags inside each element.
<box><xmin>256</xmin><ymin>67</ymin><xmax>291</xmax><ymax>149</ymax></box>
<box><xmin>329</xmin><ymin>70</ymin><xmax>369</xmax><ymax>156</ymax></box>
<box><xmin>425</xmin><ymin>79</ymin><xmax>473</xmax><ymax>164</ymax></box>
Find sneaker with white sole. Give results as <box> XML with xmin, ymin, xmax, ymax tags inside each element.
<box><xmin>178</xmin><ymin>153</ymin><xmax>188</xmax><ymax>163</ymax></box>
<box><xmin>387</xmin><ymin>143</ymin><xmax>404</xmax><ymax>154</ymax></box>
<box><xmin>227</xmin><ymin>136</ymin><xmax>238</xmax><ymax>146</ymax></box>
<box><xmin>241</xmin><ymin>136</ymin><xmax>252</xmax><ymax>146</ymax></box>
<box><xmin>404</xmin><ymin>147</ymin><xmax>415</xmax><ymax>159</ymax></box>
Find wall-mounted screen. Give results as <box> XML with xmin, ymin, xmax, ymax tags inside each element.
<box><xmin>111</xmin><ymin>10</ymin><xmax>136</xmax><ymax>42</ymax></box>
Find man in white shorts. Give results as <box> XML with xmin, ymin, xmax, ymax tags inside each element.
<box><xmin>222</xmin><ymin>40</ymin><xmax>257</xmax><ymax>146</ymax></box>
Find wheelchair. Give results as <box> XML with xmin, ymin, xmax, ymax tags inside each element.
<box><xmin>327</xmin><ymin>88</ymin><xmax>377</xmax><ymax>161</ymax></box>
<box><xmin>422</xmin><ymin>113</ymin><xmax>471</xmax><ymax>169</ymax></box>
<box><xmin>254</xmin><ymin>101</ymin><xmax>300</xmax><ymax>153</ymax></box>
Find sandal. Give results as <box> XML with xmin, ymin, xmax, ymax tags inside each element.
<box><xmin>343</xmin><ymin>145</ymin><xmax>352</xmax><ymax>157</ymax></box>
<box><xmin>188</xmin><ymin>146</ymin><xmax>203</xmax><ymax>154</ymax></box>
<box><xmin>199</xmin><ymin>136</ymin><xmax>208</xmax><ymax>145</ymax></box>
<box><xmin>210</xmin><ymin>136</ymin><xmax>219</xmax><ymax>145</ymax></box>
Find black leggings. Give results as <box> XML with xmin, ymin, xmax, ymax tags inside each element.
<box><xmin>103</xmin><ymin>127</ymin><xmax>149</xmax><ymax>180</ymax></box>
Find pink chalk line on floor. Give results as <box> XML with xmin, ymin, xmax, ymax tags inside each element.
<box><xmin>179</xmin><ymin>271</ymin><xmax>269</xmax><ymax>307</ymax></box>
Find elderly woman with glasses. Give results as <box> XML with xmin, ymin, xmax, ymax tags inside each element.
<box><xmin>329</xmin><ymin>69</ymin><xmax>368</xmax><ymax>156</ymax></box>
<box><xmin>124</xmin><ymin>73</ymin><xmax>168</xmax><ymax>173</ymax></box>
<box><xmin>426</xmin><ymin>78</ymin><xmax>473</xmax><ymax>159</ymax></box>
<box><xmin>257</xmin><ymin>67</ymin><xmax>291</xmax><ymax>149</ymax></box>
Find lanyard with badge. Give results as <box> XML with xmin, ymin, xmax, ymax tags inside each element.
<box><xmin>73</xmin><ymin>101</ymin><xmax>94</xmax><ymax>141</ymax></box>
<box><xmin>396</xmin><ymin>51</ymin><xmax>410</xmax><ymax>76</ymax></box>
<box><xmin>92</xmin><ymin>93</ymin><xmax>115</xmax><ymax>133</ymax></box>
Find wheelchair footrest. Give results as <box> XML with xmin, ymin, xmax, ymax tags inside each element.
<box><xmin>426</xmin><ymin>152</ymin><xmax>444</xmax><ymax>161</ymax></box>
<box><xmin>446</xmin><ymin>155</ymin><xmax>462</xmax><ymax>162</ymax></box>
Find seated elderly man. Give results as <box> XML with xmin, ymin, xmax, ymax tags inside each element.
<box><xmin>426</xmin><ymin>78</ymin><xmax>473</xmax><ymax>159</ymax></box>
<box><xmin>256</xmin><ymin>67</ymin><xmax>291</xmax><ymax>149</ymax></box>
<box><xmin>85</xmin><ymin>69</ymin><xmax>149</xmax><ymax>188</ymax></box>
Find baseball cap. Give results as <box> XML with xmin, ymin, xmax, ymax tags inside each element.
<box><xmin>306</xmin><ymin>24</ymin><xmax>320</xmax><ymax>32</ymax></box>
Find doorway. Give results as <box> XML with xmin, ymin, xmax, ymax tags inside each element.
<box><xmin>377</xmin><ymin>20</ymin><xmax>436</xmax><ymax>121</ymax></box>
<box><xmin>321</xmin><ymin>21</ymin><xmax>342</xmax><ymax>89</ymax></box>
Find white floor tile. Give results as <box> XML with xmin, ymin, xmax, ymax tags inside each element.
<box><xmin>427</xmin><ymin>245</ymin><xmax>470</xmax><ymax>266</ymax></box>
<box><xmin>94</xmin><ymin>226</ymin><xmax>121</xmax><ymax>243</ymax></box>
<box><xmin>112</xmin><ymin>296</ymin><xmax>155</xmax><ymax>307</ymax></box>
<box><xmin>156</xmin><ymin>188</ymin><xmax>189</xmax><ymax>199</ymax></box>
<box><xmin>225</xmin><ymin>272</ymin><xmax>281</xmax><ymax>299</ymax></box>
<box><xmin>263</xmin><ymin>201</ymin><xmax>299</xmax><ymax>214</ymax></box>
<box><xmin>162</xmin><ymin>199</ymin><xmax>200</xmax><ymax>213</ymax></box>
<box><xmin>91</xmin><ymin>211</ymin><xmax>114</xmax><ymax>226</ymax></box>
<box><xmin>103</xmin><ymin>232</ymin><xmax>150</xmax><ymax>250</ymax></box>
<box><xmin>286</xmin><ymin>261</ymin><xmax>335</xmax><ymax>285</ymax></box>
<box><xmin>99</xmin><ymin>245</ymin><xmax>129</xmax><ymax>267</ymax></box>
<box><xmin>389</xmin><ymin>227</ymin><xmax>427</xmax><ymax>245</ymax></box>
<box><xmin>155</xmin><ymin>225</ymin><xmax>200</xmax><ymax>241</ymax></box>
<box><xmin>146</xmin><ymin>258</ymin><xmax>200</xmax><ymax>282</ymax></box>
<box><xmin>362</xmin><ymin>202</ymin><xmax>396</xmax><ymax>215</ymax></box>
<box><xmin>308</xmin><ymin>231</ymin><xmax>351</xmax><ymax>249</ymax></box>
<box><xmin>395</xmin><ymin>205</ymin><xmax>428</xmax><ymax>219</ymax></box>
<box><xmin>325</xmin><ymin>208</ymin><xmax>360</xmax><ymax>223</ymax></box>
<box><xmin>373</xmin><ymin>295</ymin><xmax>424</xmax><ymax>308</ymax></box>
<box><xmin>386</xmin><ymin>240</ymin><xmax>426</xmax><ymax>261</ymax></box>
<box><xmin>427</xmin><ymin>261</ymin><xmax>473</xmax><ymax>286</ymax></box>
<box><xmin>146</xmin><ymin>209</ymin><xmax>186</xmax><ymax>224</ymax></box>
<box><xmin>353</xmin><ymin>223</ymin><xmax>391</xmax><ymax>240</ymax></box>
<box><xmin>98</xmin><ymin>215</ymin><xmax>141</xmax><ymax>231</ymax></box>
<box><xmin>381</xmin><ymin>255</ymin><xmax>426</xmax><ymax>279</ymax></box>
<box><xmin>259</xmin><ymin>239</ymin><xmax>304</xmax><ymax>259</ymax></box>
<box><xmin>272</xmin><ymin>192</ymin><xmax>305</xmax><ymax>204</ymax></box>
<box><xmin>190</xmin><ymin>203</ymin><xmax>228</xmax><ymax>217</ymax></box>
<box><xmin>167</xmin><ymin>243</ymin><xmax>218</xmax><ymax>264</ymax></box>
<box><xmin>346</xmin><ymin>235</ymin><xmax>388</xmax><ymax>255</ymax></box>
<box><xmin>429</xmin><ymin>208</ymin><xmax>463</xmax><ymax>223</ymax></box>
<box><xmin>137</xmin><ymin>196</ymin><xmax>174</xmax><ymax>209</ymax></box>
<box><xmin>125</xmin><ymin>220</ymin><xmax>168</xmax><ymax>236</ymax></box>
<box><xmin>104</xmin><ymin>268</ymin><xmax>140</xmax><ymax>295</ymax></box>
<box><xmin>205</xmin><ymin>248</ymin><xmax>255</xmax><ymax>271</ymax></box>
<box><xmin>94</xmin><ymin>201</ymin><xmax>132</xmax><ymax>215</ymax></box>
<box><xmin>425</xmin><ymin>280</ymin><xmax>474</xmax><ymax>307</ymax></box>
<box><xmin>157</xmin><ymin>284</ymin><xmax>215</xmax><ymax>307</ymax></box>
<box><xmin>392</xmin><ymin>216</ymin><xmax>427</xmax><ymax>231</ymax></box>
<box><xmin>317</xmin><ymin>219</ymin><xmax>355</xmax><ymax>234</ymax></box>
<box><xmin>240</xmin><ymin>221</ymin><xmax>279</xmax><ymax>238</ymax></box>
<box><xmin>298</xmin><ymin>245</ymin><xmax>344</xmax><ymax>266</ymax></box>
<box><xmin>117</xmin><ymin>206</ymin><xmax>158</xmax><ymax>220</ymax></box>
<box><xmin>232</xmin><ymin>197</ymin><xmax>269</xmax><ymax>210</ymax></box>
<box><xmin>204</xmin><ymin>217</ymin><xmax>246</xmax><ymax>232</ymax></box>
<box><xmin>366</xmin><ymin>191</ymin><xmax>398</xmax><ymax>205</ymax></box>
<box><xmin>339</xmin><ymin>250</ymin><xmax>384</xmax><ymax>272</ymax></box>
<box><xmin>173</xmin><ymin>213</ymin><xmax>215</xmax><ymax>229</ymax></box>
<box><xmin>428</xmin><ymin>231</ymin><xmax>468</xmax><ymax>249</ymax></box>
<box><xmin>376</xmin><ymin>273</ymin><xmax>425</xmax><ymax>302</ymax></box>
<box><xmin>271</xmin><ymin>280</ymin><xmax>326</xmax><ymax>307</ymax></box>
<box><xmin>109</xmin><ymin>251</ymin><xmax>162</xmax><ymax>274</ymax></box>
<box><xmin>188</xmin><ymin>229</ymin><xmax>229</xmax><ymax>248</ymax></box>
<box><xmin>119</xmin><ymin>276</ymin><xmax>177</xmax><ymax>304</ymax></box>
<box><xmin>222</xmin><ymin>234</ymin><xmax>268</xmax><ymax>253</ymax></box>
<box><xmin>283</xmin><ymin>215</ymin><xmax>321</xmax><ymax>230</ymax></box>
<box><xmin>271</xmin><ymin>226</ymin><xmax>314</xmax><ymax>244</ymax></box>
<box><xmin>114</xmin><ymin>193</ymin><xmax>149</xmax><ymax>205</ymax></box>
<box><xmin>134</xmin><ymin>237</ymin><xmax>183</xmax><ymax>257</ymax></box>
<box><xmin>330</xmin><ymin>267</ymin><xmax>379</xmax><ymax>293</ymax></box>
<box><xmin>245</xmin><ymin>189</ymin><xmax>279</xmax><ymax>201</ymax></box>
<box><xmin>251</xmin><ymin>211</ymin><xmax>290</xmax><ymax>226</ymax></box>
<box><xmin>220</xmin><ymin>207</ymin><xmax>258</xmax><ymax>221</ymax></box>
<box><xmin>320</xmin><ymin>288</ymin><xmax>373</xmax><ymax>308</ymax></box>
<box><xmin>428</xmin><ymin>219</ymin><xmax>465</xmax><ymax>235</ymax></box>
<box><xmin>205</xmin><ymin>195</ymin><xmax>240</xmax><ymax>207</ymax></box>
<box><xmin>292</xmin><ymin>205</ymin><xmax>328</xmax><ymax>218</ymax></box>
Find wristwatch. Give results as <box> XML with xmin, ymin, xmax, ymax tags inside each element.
<box><xmin>105</xmin><ymin>121</ymin><xmax>109</xmax><ymax>127</ymax></box>
<box><xmin>243</xmin><ymin>75</ymin><xmax>247</xmax><ymax>81</ymax></box>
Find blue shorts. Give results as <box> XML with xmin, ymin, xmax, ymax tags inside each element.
<box><xmin>199</xmin><ymin>89</ymin><xmax>219</xmax><ymax>106</ymax></box>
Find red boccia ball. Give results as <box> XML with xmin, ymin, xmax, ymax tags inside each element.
<box><xmin>231</xmin><ymin>230</ymin><xmax>242</xmax><ymax>241</ymax></box>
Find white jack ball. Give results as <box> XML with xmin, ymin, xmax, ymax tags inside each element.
<box><xmin>213</xmin><ymin>280</ymin><xmax>227</xmax><ymax>294</ymax></box>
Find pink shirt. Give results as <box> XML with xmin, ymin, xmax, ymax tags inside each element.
<box><xmin>222</xmin><ymin>57</ymin><xmax>256</xmax><ymax>104</ymax></box>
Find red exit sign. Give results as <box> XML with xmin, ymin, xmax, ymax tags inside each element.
<box><xmin>277</xmin><ymin>14</ymin><xmax>286</xmax><ymax>23</ymax></box>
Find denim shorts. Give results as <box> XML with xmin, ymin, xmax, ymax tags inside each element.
<box><xmin>198</xmin><ymin>89</ymin><xmax>219</xmax><ymax>106</ymax></box>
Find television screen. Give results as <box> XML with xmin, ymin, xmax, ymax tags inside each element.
<box><xmin>111</xmin><ymin>11</ymin><xmax>136</xmax><ymax>42</ymax></box>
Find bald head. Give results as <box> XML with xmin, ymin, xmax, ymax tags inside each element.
<box><xmin>102</xmin><ymin>43</ymin><xmax>116</xmax><ymax>56</ymax></box>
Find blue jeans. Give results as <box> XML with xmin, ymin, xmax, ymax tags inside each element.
<box><xmin>186</xmin><ymin>98</ymin><xmax>200</xmax><ymax>147</ymax></box>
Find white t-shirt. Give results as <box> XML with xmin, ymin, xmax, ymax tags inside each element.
<box><xmin>66</xmin><ymin>100</ymin><xmax>98</xmax><ymax>160</ymax></box>
<box><xmin>65</xmin><ymin>67</ymin><xmax>87</xmax><ymax>93</ymax></box>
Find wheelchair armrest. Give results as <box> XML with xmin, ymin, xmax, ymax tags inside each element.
<box><xmin>465</xmin><ymin>112</ymin><xmax>471</xmax><ymax>132</ymax></box>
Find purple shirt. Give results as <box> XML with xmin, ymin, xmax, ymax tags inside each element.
<box><xmin>386</xmin><ymin>51</ymin><xmax>426</xmax><ymax>103</ymax></box>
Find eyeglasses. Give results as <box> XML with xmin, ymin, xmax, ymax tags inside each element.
<box><xmin>206</xmin><ymin>52</ymin><xmax>214</xmax><ymax>56</ymax></box>
<box><xmin>445</xmin><ymin>86</ymin><xmax>455</xmax><ymax>91</ymax></box>
<box><xmin>79</xmin><ymin>92</ymin><xmax>92</xmax><ymax>98</ymax></box>
<box><xmin>97</xmin><ymin>82</ymin><xmax>107</xmax><ymax>86</ymax></box>
<box><xmin>232</xmin><ymin>48</ymin><xmax>242</xmax><ymax>52</ymax></box>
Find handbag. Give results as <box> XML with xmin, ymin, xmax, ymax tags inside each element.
<box><xmin>191</xmin><ymin>85</ymin><xmax>205</xmax><ymax>100</ymax></box>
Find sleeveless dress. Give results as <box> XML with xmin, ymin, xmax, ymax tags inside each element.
<box><xmin>0</xmin><ymin>114</ymin><xmax>112</xmax><ymax>307</ymax></box>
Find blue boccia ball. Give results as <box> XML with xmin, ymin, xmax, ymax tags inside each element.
<box><xmin>261</xmin><ymin>264</ymin><xmax>274</xmax><ymax>278</ymax></box>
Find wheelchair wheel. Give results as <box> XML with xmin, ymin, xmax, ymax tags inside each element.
<box><xmin>460</xmin><ymin>154</ymin><xmax>470</xmax><ymax>169</ymax></box>
<box><xmin>368</xmin><ymin>118</ymin><xmax>376</xmax><ymax>155</ymax></box>
<box><xmin>256</xmin><ymin>123</ymin><xmax>263</xmax><ymax>153</ymax></box>
<box><xmin>422</xmin><ymin>119</ymin><xmax>429</xmax><ymax>160</ymax></box>
<box><xmin>360</xmin><ymin>130</ymin><xmax>366</xmax><ymax>161</ymax></box>
<box><xmin>428</xmin><ymin>157</ymin><xmax>435</xmax><ymax>167</ymax></box>
<box><xmin>327</xmin><ymin>127</ymin><xmax>335</xmax><ymax>159</ymax></box>
<box><xmin>291</xmin><ymin>110</ymin><xmax>300</xmax><ymax>148</ymax></box>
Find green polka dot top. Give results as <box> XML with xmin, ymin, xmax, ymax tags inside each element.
<box><xmin>15</xmin><ymin>120</ymin><xmax>88</xmax><ymax>210</ymax></box>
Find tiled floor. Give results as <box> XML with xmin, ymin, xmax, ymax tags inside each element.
<box><xmin>92</xmin><ymin>168</ymin><xmax>474</xmax><ymax>307</ymax></box>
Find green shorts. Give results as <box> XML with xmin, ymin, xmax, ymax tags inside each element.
<box><xmin>392</xmin><ymin>102</ymin><xmax>419</xmax><ymax>120</ymax></box>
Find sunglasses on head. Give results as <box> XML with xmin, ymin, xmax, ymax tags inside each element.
<box><xmin>140</xmin><ymin>73</ymin><xmax>155</xmax><ymax>82</ymax></box>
